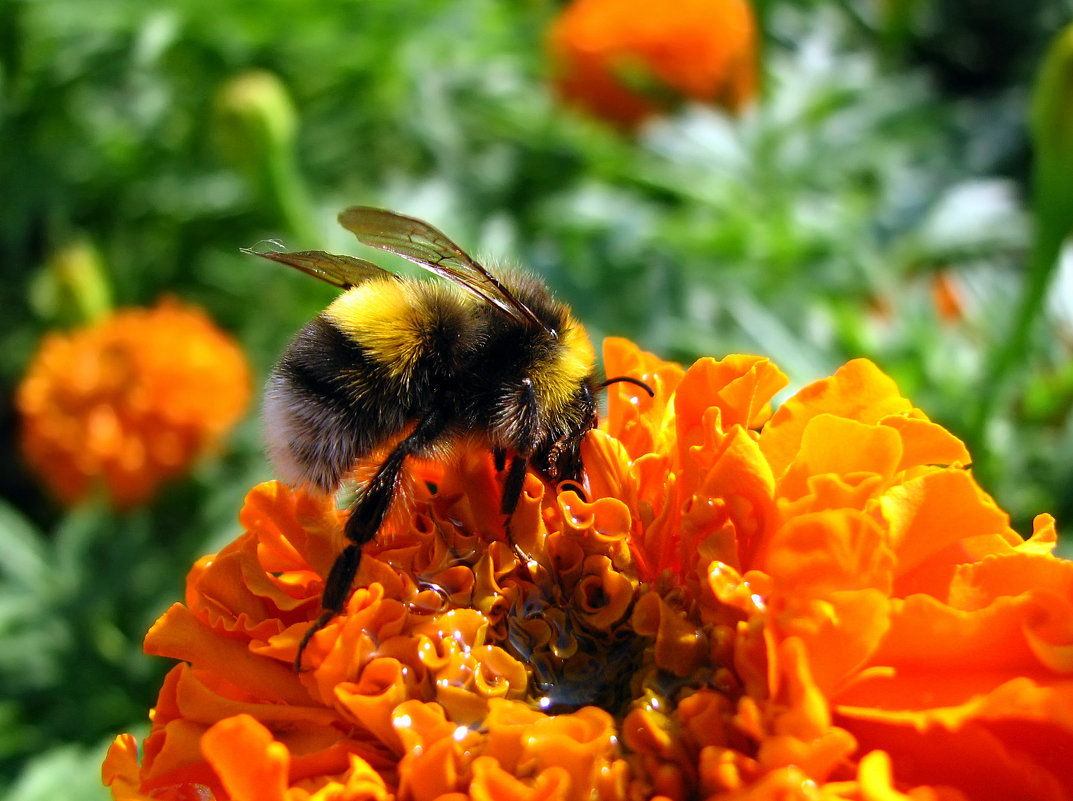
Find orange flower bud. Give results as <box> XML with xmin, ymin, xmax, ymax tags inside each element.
<box><xmin>548</xmin><ymin>0</ymin><xmax>759</xmax><ymax>128</ymax></box>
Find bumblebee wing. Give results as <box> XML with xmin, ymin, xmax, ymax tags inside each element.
<box><xmin>242</xmin><ymin>245</ymin><xmax>393</xmax><ymax>290</ymax></box>
<box><xmin>338</xmin><ymin>206</ymin><xmax>544</xmax><ymax>329</ymax></box>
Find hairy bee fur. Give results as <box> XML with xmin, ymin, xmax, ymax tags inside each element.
<box><xmin>264</xmin><ymin>271</ymin><xmax>596</xmax><ymax>496</ymax></box>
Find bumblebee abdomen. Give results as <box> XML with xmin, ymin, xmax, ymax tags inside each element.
<box><xmin>264</xmin><ymin>278</ymin><xmax>472</xmax><ymax>493</ymax></box>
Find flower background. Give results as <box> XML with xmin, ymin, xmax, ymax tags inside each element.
<box><xmin>3</xmin><ymin>0</ymin><xmax>1073</xmax><ymax>799</ymax></box>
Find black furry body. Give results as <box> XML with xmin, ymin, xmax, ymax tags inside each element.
<box><xmin>265</xmin><ymin>274</ymin><xmax>599</xmax><ymax>499</ymax></box>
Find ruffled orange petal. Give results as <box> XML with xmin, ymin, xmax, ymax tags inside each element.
<box><xmin>878</xmin><ymin>470</ymin><xmax>1017</xmax><ymax>598</ymax></box>
<box><xmin>759</xmin><ymin>359</ymin><xmax>913</xmax><ymax>479</ymax></box>
<box><xmin>201</xmin><ymin>715</ymin><xmax>289</xmax><ymax>801</ymax></box>
<box><xmin>145</xmin><ymin>604</ymin><xmax>310</xmax><ymax>705</ymax></box>
<box><xmin>600</xmin><ymin>338</ymin><xmax>684</xmax><ymax>459</ymax></box>
<box><xmin>837</xmin><ymin>679</ymin><xmax>1073</xmax><ymax>800</ymax></box>
<box><xmin>674</xmin><ymin>355</ymin><xmax>788</xmax><ymax>449</ymax></box>
<box><xmin>102</xmin><ymin>734</ymin><xmax>157</xmax><ymax>801</ymax></box>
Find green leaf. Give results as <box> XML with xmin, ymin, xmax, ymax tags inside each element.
<box><xmin>0</xmin><ymin>500</ymin><xmax>48</xmax><ymax>586</ymax></box>
<box><xmin>1031</xmin><ymin>20</ymin><xmax>1073</xmax><ymax>271</ymax></box>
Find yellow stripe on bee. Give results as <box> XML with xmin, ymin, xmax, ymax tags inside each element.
<box><xmin>536</xmin><ymin>317</ymin><xmax>595</xmax><ymax>413</ymax></box>
<box><xmin>324</xmin><ymin>280</ymin><xmax>427</xmax><ymax>380</ymax></box>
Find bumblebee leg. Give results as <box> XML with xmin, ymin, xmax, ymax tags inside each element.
<box><xmin>500</xmin><ymin>453</ymin><xmax>532</xmax><ymax>567</ymax></box>
<box><xmin>500</xmin><ymin>377</ymin><xmax>541</xmax><ymax>519</ymax></box>
<box><xmin>293</xmin><ymin>544</ymin><xmax>360</xmax><ymax>670</ymax></box>
<box><xmin>501</xmin><ymin>453</ymin><xmax>529</xmax><ymax>517</ymax></box>
<box><xmin>498</xmin><ymin>378</ymin><xmax>540</xmax><ymax>564</ymax></box>
<box><xmin>294</xmin><ymin>408</ymin><xmax>447</xmax><ymax>672</ymax></box>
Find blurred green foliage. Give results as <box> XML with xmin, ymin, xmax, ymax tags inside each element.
<box><xmin>2</xmin><ymin>0</ymin><xmax>1073</xmax><ymax>798</ymax></box>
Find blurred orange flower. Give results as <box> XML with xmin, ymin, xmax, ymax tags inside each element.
<box><xmin>547</xmin><ymin>0</ymin><xmax>758</xmax><ymax>128</ymax></box>
<box><xmin>104</xmin><ymin>339</ymin><xmax>1073</xmax><ymax>800</ymax></box>
<box><xmin>17</xmin><ymin>297</ymin><xmax>251</xmax><ymax>508</ymax></box>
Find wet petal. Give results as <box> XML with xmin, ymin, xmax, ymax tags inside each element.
<box><xmin>201</xmin><ymin>715</ymin><xmax>288</xmax><ymax>801</ymax></box>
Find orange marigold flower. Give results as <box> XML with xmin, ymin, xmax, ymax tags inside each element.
<box><xmin>547</xmin><ymin>0</ymin><xmax>758</xmax><ymax>128</ymax></box>
<box><xmin>104</xmin><ymin>339</ymin><xmax>1073</xmax><ymax>800</ymax></box>
<box><xmin>17</xmin><ymin>297</ymin><xmax>251</xmax><ymax>508</ymax></box>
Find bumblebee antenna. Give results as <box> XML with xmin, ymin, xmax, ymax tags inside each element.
<box><xmin>598</xmin><ymin>376</ymin><xmax>655</xmax><ymax>397</ymax></box>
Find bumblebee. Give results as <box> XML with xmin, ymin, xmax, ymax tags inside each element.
<box><xmin>247</xmin><ymin>207</ymin><xmax>652</xmax><ymax>670</ymax></box>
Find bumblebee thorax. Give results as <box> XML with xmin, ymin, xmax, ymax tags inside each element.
<box><xmin>324</xmin><ymin>278</ymin><xmax>471</xmax><ymax>380</ymax></box>
<box><xmin>531</xmin><ymin>316</ymin><xmax>596</xmax><ymax>416</ymax></box>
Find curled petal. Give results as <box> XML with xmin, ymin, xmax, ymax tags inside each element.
<box><xmin>482</xmin><ymin>699</ymin><xmax>548</xmax><ymax>767</ymax></box>
<box><xmin>201</xmin><ymin>715</ymin><xmax>289</xmax><ymax>801</ymax></box>
<box><xmin>102</xmin><ymin>735</ymin><xmax>156</xmax><ymax>801</ymax></box>
<box><xmin>469</xmin><ymin>756</ymin><xmax>572</xmax><ymax>801</ymax></box>
<box><xmin>399</xmin><ymin>737</ymin><xmax>465</xmax><ymax>801</ymax></box>
<box><xmin>846</xmin><ymin>590</ymin><xmax>1073</xmax><ymax>708</ymax></box>
<box><xmin>759</xmin><ymin>359</ymin><xmax>913</xmax><ymax>479</ymax></box>
<box><xmin>330</xmin><ymin>753</ymin><xmax>397</xmax><ymax>801</ymax></box>
<box><xmin>335</xmin><ymin>657</ymin><xmax>415</xmax><ymax>752</ymax></box>
<box><xmin>472</xmin><ymin>646</ymin><xmax>529</xmax><ymax>700</ymax></box>
<box><xmin>573</xmin><ymin>555</ymin><xmax>634</xmax><ymax>629</ymax></box>
<box><xmin>309</xmin><ymin>586</ymin><xmax>409</xmax><ymax>696</ymax></box>
<box><xmin>769</xmin><ymin>589</ymin><xmax>892</xmax><ymax>698</ymax></box>
<box><xmin>836</xmin><ymin>678</ymin><xmax>1073</xmax><ymax>800</ymax></box>
<box><xmin>1022</xmin><ymin>514</ymin><xmax>1061</xmax><ymax>555</ymax></box>
<box><xmin>576</xmin><ymin>430</ymin><xmax>638</xmax><ymax>509</ymax></box>
<box><xmin>762</xmin><ymin>509</ymin><xmax>894</xmax><ymax>598</ymax></box>
<box><xmin>674</xmin><ymin>355</ymin><xmax>788</xmax><ymax>451</ymax></box>
<box><xmin>145</xmin><ymin>604</ymin><xmax>310</xmax><ymax>705</ymax></box>
<box><xmin>878</xmin><ymin>470</ymin><xmax>1018</xmax><ymax>599</ymax></box>
<box><xmin>239</xmin><ymin>481</ymin><xmax>344</xmax><ymax>587</ymax></box>
<box><xmin>391</xmin><ymin>699</ymin><xmax>456</xmax><ymax>754</ymax></box>
<box><xmin>621</xmin><ymin>704</ymin><xmax>694</xmax><ymax>799</ymax></box>
<box><xmin>558</xmin><ymin>492</ymin><xmax>634</xmax><ymax>548</ymax></box>
<box><xmin>431</xmin><ymin>645</ymin><xmax>527</xmax><ymax>725</ymax></box>
<box><xmin>696</xmin><ymin>744</ymin><xmax>759</xmax><ymax>796</ymax></box>
<box><xmin>776</xmin><ymin>416</ymin><xmax>903</xmax><ymax>506</ymax></box>
<box><xmin>545</xmin><ymin>532</ymin><xmax>587</xmax><ymax>587</ymax></box>
<box><xmin>412</xmin><ymin>608</ymin><xmax>489</xmax><ymax>650</ymax></box>
<box><xmin>880</xmin><ymin>415</ymin><xmax>971</xmax><ymax>472</ymax></box>
<box><xmin>600</xmin><ymin>338</ymin><xmax>683</xmax><ymax>459</ymax></box>
<box><xmin>678</xmin><ymin>423</ymin><xmax>778</xmax><ymax>577</ymax></box>
<box><xmin>501</xmin><ymin>702</ymin><xmax>624</xmax><ymax>800</ymax></box>
<box><xmin>676</xmin><ymin>688</ymin><xmax>735</xmax><ymax>750</ymax></box>
<box><xmin>632</xmin><ymin>590</ymin><xmax>706</xmax><ymax>677</ymax></box>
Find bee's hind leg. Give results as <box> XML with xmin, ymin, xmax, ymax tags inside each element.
<box><xmin>498</xmin><ymin>377</ymin><xmax>540</xmax><ymax>568</ymax></box>
<box><xmin>293</xmin><ymin>407</ymin><xmax>448</xmax><ymax>672</ymax></box>
<box><xmin>498</xmin><ymin>453</ymin><xmax>534</xmax><ymax>570</ymax></box>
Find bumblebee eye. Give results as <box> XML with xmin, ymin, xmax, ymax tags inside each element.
<box><xmin>597</xmin><ymin>376</ymin><xmax>654</xmax><ymax>397</ymax></box>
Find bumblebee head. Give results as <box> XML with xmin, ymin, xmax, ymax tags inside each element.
<box><xmin>490</xmin><ymin>270</ymin><xmax>596</xmax><ymax>406</ymax></box>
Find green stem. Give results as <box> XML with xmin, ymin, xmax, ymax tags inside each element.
<box><xmin>264</xmin><ymin>148</ymin><xmax>318</xmax><ymax>245</ymax></box>
<box><xmin>967</xmin><ymin>218</ymin><xmax>1065</xmax><ymax>461</ymax></box>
